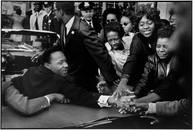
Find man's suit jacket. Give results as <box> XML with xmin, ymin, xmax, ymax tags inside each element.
<box><xmin>2</xmin><ymin>81</ymin><xmax>49</xmax><ymax>116</ymax></box>
<box><xmin>11</xmin><ymin>66</ymin><xmax>101</xmax><ymax>108</ymax></box>
<box><xmin>60</xmin><ymin>16</ymin><xmax>118</xmax><ymax>92</ymax></box>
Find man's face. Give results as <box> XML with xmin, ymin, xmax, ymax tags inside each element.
<box><xmin>81</xmin><ymin>9</ymin><xmax>94</xmax><ymax>21</ymax></box>
<box><xmin>44</xmin><ymin>5</ymin><xmax>52</xmax><ymax>14</ymax></box>
<box><xmin>47</xmin><ymin>51</ymin><xmax>68</xmax><ymax>77</ymax></box>
<box><xmin>32</xmin><ymin>41</ymin><xmax>43</xmax><ymax>54</ymax></box>
<box><xmin>169</xmin><ymin>14</ymin><xmax>177</xmax><ymax>27</ymax></box>
<box><xmin>156</xmin><ymin>38</ymin><xmax>169</xmax><ymax>59</ymax></box>
<box><xmin>34</xmin><ymin>3</ymin><xmax>41</xmax><ymax>12</ymax></box>
<box><xmin>139</xmin><ymin>15</ymin><xmax>155</xmax><ymax>38</ymax></box>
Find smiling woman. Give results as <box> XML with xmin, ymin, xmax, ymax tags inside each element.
<box><xmin>114</xmin><ymin>5</ymin><xmax>161</xmax><ymax>97</ymax></box>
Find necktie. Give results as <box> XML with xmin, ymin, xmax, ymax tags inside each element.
<box><xmin>63</xmin><ymin>25</ymin><xmax>67</xmax><ymax>45</ymax></box>
<box><xmin>35</xmin><ymin>14</ymin><xmax>39</xmax><ymax>30</ymax></box>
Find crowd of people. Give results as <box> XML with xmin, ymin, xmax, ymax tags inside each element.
<box><xmin>2</xmin><ymin>1</ymin><xmax>192</xmax><ymax>127</ymax></box>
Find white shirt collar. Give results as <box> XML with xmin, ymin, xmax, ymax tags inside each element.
<box><xmin>65</xmin><ymin>16</ymin><xmax>75</xmax><ymax>35</ymax></box>
<box><xmin>47</xmin><ymin>11</ymin><xmax>52</xmax><ymax>17</ymax></box>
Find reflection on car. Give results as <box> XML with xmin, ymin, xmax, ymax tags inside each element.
<box><xmin>1</xmin><ymin>29</ymin><xmax>60</xmax><ymax>81</ymax></box>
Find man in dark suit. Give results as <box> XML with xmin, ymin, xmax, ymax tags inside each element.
<box><xmin>55</xmin><ymin>2</ymin><xmax>119</xmax><ymax>92</ymax></box>
<box><xmin>3</xmin><ymin>47</ymin><xmax>123</xmax><ymax>116</ymax></box>
<box><xmin>79</xmin><ymin>2</ymin><xmax>102</xmax><ymax>34</ymax></box>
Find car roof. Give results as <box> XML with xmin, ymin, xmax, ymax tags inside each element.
<box><xmin>1</xmin><ymin>29</ymin><xmax>60</xmax><ymax>39</ymax></box>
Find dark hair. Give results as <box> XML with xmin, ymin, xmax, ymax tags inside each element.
<box><xmin>42</xmin><ymin>46</ymin><xmax>64</xmax><ymax>64</ymax></box>
<box><xmin>134</xmin><ymin>5</ymin><xmax>160</xmax><ymax>32</ymax></box>
<box><xmin>102</xmin><ymin>8</ymin><xmax>121</xmax><ymax>27</ymax></box>
<box><xmin>104</xmin><ymin>22</ymin><xmax>124</xmax><ymax>40</ymax></box>
<box><xmin>16</xmin><ymin>8</ymin><xmax>22</xmax><ymax>15</ymax></box>
<box><xmin>121</xmin><ymin>10</ymin><xmax>136</xmax><ymax>25</ymax></box>
<box><xmin>56</xmin><ymin>2</ymin><xmax>75</xmax><ymax>16</ymax></box>
<box><xmin>121</xmin><ymin>10</ymin><xmax>136</xmax><ymax>32</ymax></box>
<box><xmin>169</xmin><ymin>8</ymin><xmax>175</xmax><ymax>16</ymax></box>
<box><xmin>34</xmin><ymin>38</ymin><xmax>50</xmax><ymax>50</ymax></box>
<box><xmin>159</xmin><ymin>19</ymin><xmax>170</xmax><ymax>29</ymax></box>
<box><xmin>157</xmin><ymin>26</ymin><xmax>174</xmax><ymax>39</ymax></box>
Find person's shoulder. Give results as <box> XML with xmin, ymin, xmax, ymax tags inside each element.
<box><xmin>131</xmin><ymin>33</ymin><xmax>144</xmax><ymax>47</ymax></box>
<box><xmin>79</xmin><ymin>17</ymin><xmax>90</xmax><ymax>31</ymax></box>
<box><xmin>147</xmin><ymin>54</ymin><xmax>158</xmax><ymax>64</ymax></box>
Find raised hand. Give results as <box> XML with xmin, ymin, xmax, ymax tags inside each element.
<box><xmin>112</xmin><ymin>78</ymin><xmax>134</xmax><ymax>100</ymax></box>
<box><xmin>31</xmin><ymin>51</ymin><xmax>44</xmax><ymax>63</ymax></box>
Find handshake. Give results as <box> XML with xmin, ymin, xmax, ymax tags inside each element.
<box><xmin>104</xmin><ymin>84</ymin><xmax>149</xmax><ymax>116</ymax></box>
<box><xmin>108</xmin><ymin>94</ymin><xmax>149</xmax><ymax>115</ymax></box>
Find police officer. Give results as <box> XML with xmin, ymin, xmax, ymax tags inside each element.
<box><xmin>79</xmin><ymin>2</ymin><xmax>102</xmax><ymax>34</ymax></box>
<box><xmin>42</xmin><ymin>2</ymin><xmax>61</xmax><ymax>45</ymax></box>
<box><xmin>42</xmin><ymin>2</ymin><xmax>55</xmax><ymax>31</ymax></box>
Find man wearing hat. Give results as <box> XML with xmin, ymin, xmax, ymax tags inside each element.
<box><xmin>79</xmin><ymin>2</ymin><xmax>102</xmax><ymax>34</ymax></box>
<box><xmin>42</xmin><ymin>2</ymin><xmax>60</xmax><ymax>33</ymax></box>
<box><xmin>55</xmin><ymin>2</ymin><xmax>119</xmax><ymax>93</ymax></box>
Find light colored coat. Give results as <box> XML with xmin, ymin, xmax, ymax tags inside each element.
<box><xmin>3</xmin><ymin>81</ymin><xmax>49</xmax><ymax>116</ymax></box>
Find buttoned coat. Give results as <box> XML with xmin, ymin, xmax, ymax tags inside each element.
<box><xmin>59</xmin><ymin>16</ymin><xmax>118</xmax><ymax>92</ymax></box>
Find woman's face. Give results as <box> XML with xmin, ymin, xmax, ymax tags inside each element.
<box><xmin>138</xmin><ymin>15</ymin><xmax>155</xmax><ymax>37</ymax></box>
<box><xmin>156</xmin><ymin>38</ymin><xmax>169</xmax><ymax>59</ymax></box>
<box><xmin>120</xmin><ymin>16</ymin><xmax>133</xmax><ymax>34</ymax></box>
<box><xmin>106</xmin><ymin>31</ymin><xmax>121</xmax><ymax>50</ymax></box>
<box><xmin>106</xmin><ymin>13</ymin><xmax>117</xmax><ymax>24</ymax></box>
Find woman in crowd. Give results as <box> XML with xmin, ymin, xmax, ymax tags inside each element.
<box><xmin>103</xmin><ymin>22</ymin><xmax>127</xmax><ymax>77</ymax></box>
<box><xmin>120</xmin><ymin>11</ymin><xmax>136</xmax><ymax>53</ymax></box>
<box><xmin>99</xmin><ymin>8</ymin><xmax>121</xmax><ymax>42</ymax></box>
<box><xmin>119</xmin><ymin>3</ymin><xmax>191</xmax><ymax>126</ymax></box>
<box><xmin>97</xmin><ymin>22</ymin><xmax>126</xmax><ymax>94</ymax></box>
<box><xmin>133</xmin><ymin>26</ymin><xmax>175</xmax><ymax>102</ymax></box>
<box><xmin>113</xmin><ymin>6</ymin><xmax>161</xmax><ymax>98</ymax></box>
<box><xmin>10</xmin><ymin>8</ymin><xmax>25</xmax><ymax>41</ymax></box>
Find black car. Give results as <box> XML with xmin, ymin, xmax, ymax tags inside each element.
<box><xmin>1</xmin><ymin>29</ymin><xmax>60</xmax><ymax>81</ymax></box>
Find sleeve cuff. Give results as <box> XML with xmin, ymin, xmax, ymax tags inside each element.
<box><xmin>146</xmin><ymin>103</ymin><xmax>156</xmax><ymax>114</ymax></box>
<box><xmin>98</xmin><ymin>95</ymin><xmax>111</xmax><ymax>107</ymax></box>
<box><xmin>44</xmin><ymin>96</ymin><xmax>51</xmax><ymax>106</ymax></box>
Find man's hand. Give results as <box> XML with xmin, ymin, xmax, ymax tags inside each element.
<box><xmin>31</xmin><ymin>51</ymin><xmax>44</xmax><ymax>63</ymax></box>
<box><xmin>97</xmin><ymin>81</ymin><xmax>114</xmax><ymax>95</ymax></box>
<box><xmin>112</xmin><ymin>78</ymin><xmax>134</xmax><ymax>100</ymax></box>
<box><xmin>46</xmin><ymin>93</ymin><xmax>70</xmax><ymax>104</ymax></box>
<box><xmin>119</xmin><ymin>102</ymin><xmax>149</xmax><ymax>115</ymax></box>
<box><xmin>107</xmin><ymin>95</ymin><xmax>135</xmax><ymax>108</ymax></box>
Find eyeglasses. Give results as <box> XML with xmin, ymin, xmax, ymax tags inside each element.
<box><xmin>121</xmin><ymin>22</ymin><xmax>131</xmax><ymax>26</ymax></box>
<box><xmin>106</xmin><ymin>19</ymin><xmax>116</xmax><ymax>24</ymax></box>
<box><xmin>44</xmin><ymin>4</ymin><xmax>50</xmax><ymax>8</ymax></box>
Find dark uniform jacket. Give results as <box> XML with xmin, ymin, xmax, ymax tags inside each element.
<box><xmin>42</xmin><ymin>11</ymin><xmax>55</xmax><ymax>31</ymax></box>
<box><xmin>59</xmin><ymin>16</ymin><xmax>118</xmax><ymax>92</ymax></box>
<box><xmin>81</xmin><ymin>16</ymin><xmax>102</xmax><ymax>34</ymax></box>
<box><xmin>42</xmin><ymin>11</ymin><xmax>61</xmax><ymax>45</ymax></box>
<box><xmin>11</xmin><ymin>66</ymin><xmax>101</xmax><ymax>108</ymax></box>
<box><xmin>122</xmin><ymin>32</ymin><xmax>156</xmax><ymax>86</ymax></box>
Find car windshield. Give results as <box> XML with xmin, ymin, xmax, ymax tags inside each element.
<box><xmin>1</xmin><ymin>29</ymin><xmax>60</xmax><ymax>79</ymax></box>
<box><xmin>2</xmin><ymin>29</ymin><xmax>59</xmax><ymax>54</ymax></box>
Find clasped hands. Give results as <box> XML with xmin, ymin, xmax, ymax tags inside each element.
<box><xmin>107</xmin><ymin>82</ymin><xmax>149</xmax><ymax>116</ymax></box>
